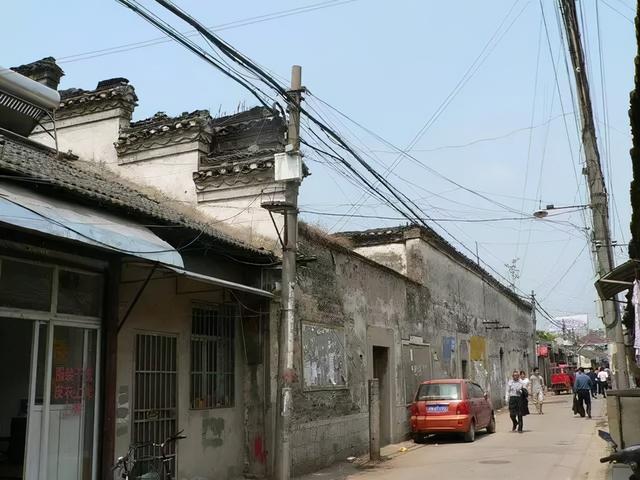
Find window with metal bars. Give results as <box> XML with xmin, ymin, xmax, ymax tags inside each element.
<box><xmin>190</xmin><ymin>304</ymin><xmax>236</xmax><ymax>409</ymax></box>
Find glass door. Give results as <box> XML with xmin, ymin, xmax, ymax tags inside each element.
<box><xmin>25</xmin><ymin>322</ymin><xmax>100</xmax><ymax>480</ymax></box>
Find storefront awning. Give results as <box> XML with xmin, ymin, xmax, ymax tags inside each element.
<box><xmin>595</xmin><ymin>259</ymin><xmax>640</xmax><ymax>300</ymax></box>
<box><xmin>0</xmin><ymin>182</ymin><xmax>184</xmax><ymax>267</ymax></box>
<box><xmin>163</xmin><ymin>264</ymin><xmax>273</xmax><ymax>298</ymax></box>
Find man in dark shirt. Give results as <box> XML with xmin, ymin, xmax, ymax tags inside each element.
<box><xmin>587</xmin><ymin>368</ymin><xmax>598</xmax><ymax>398</ymax></box>
<box><xmin>574</xmin><ymin>368</ymin><xmax>592</xmax><ymax>419</ymax></box>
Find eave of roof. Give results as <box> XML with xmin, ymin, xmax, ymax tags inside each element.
<box><xmin>337</xmin><ymin>224</ymin><xmax>532</xmax><ymax>311</ymax></box>
<box><xmin>0</xmin><ymin>129</ymin><xmax>274</xmax><ymax>260</ymax></box>
<box><xmin>595</xmin><ymin>259</ymin><xmax>639</xmax><ymax>299</ymax></box>
<box><xmin>57</xmin><ymin>79</ymin><xmax>138</xmax><ymax>119</ymax></box>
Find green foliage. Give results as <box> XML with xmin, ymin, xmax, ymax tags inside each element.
<box><xmin>536</xmin><ymin>330</ymin><xmax>557</xmax><ymax>342</ymax></box>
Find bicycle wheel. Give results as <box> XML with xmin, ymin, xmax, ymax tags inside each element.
<box><xmin>137</xmin><ymin>473</ymin><xmax>160</xmax><ymax>480</ymax></box>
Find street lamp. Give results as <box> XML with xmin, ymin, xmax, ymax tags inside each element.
<box><xmin>532</xmin><ymin>204</ymin><xmax>590</xmax><ymax>219</ymax></box>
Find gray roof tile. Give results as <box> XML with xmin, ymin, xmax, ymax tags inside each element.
<box><xmin>0</xmin><ymin>130</ymin><xmax>272</xmax><ymax>258</ymax></box>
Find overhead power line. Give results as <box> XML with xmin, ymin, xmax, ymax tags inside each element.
<box><xmin>116</xmin><ymin>0</ymin><xmax>555</xmax><ymax>317</ymax></box>
<box><xmin>332</xmin><ymin>0</ymin><xmax>531</xmax><ymax>228</ymax></box>
<box><xmin>59</xmin><ymin>0</ymin><xmax>357</xmax><ymax>63</ymax></box>
<box><xmin>300</xmin><ymin>210</ymin><xmax>531</xmax><ymax>223</ymax></box>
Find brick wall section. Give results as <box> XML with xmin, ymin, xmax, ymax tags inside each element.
<box><xmin>291</xmin><ymin>413</ymin><xmax>369</xmax><ymax>476</ymax></box>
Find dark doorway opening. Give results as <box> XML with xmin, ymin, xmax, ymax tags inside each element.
<box><xmin>461</xmin><ymin>360</ymin><xmax>468</xmax><ymax>379</ymax></box>
<box><xmin>0</xmin><ymin>318</ymin><xmax>31</xmax><ymax>480</ymax></box>
<box><xmin>372</xmin><ymin>346</ymin><xmax>390</xmax><ymax>446</ymax></box>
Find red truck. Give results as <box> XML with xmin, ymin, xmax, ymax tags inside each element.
<box><xmin>550</xmin><ymin>363</ymin><xmax>576</xmax><ymax>395</ymax></box>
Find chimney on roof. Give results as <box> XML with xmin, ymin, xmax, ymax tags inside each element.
<box><xmin>11</xmin><ymin>57</ymin><xmax>65</xmax><ymax>90</ymax></box>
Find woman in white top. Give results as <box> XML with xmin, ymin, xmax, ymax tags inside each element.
<box><xmin>597</xmin><ymin>367</ymin><xmax>609</xmax><ymax>397</ymax></box>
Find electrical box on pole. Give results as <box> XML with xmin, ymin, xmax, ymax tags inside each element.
<box><xmin>274</xmin><ymin>152</ymin><xmax>303</xmax><ymax>182</ymax></box>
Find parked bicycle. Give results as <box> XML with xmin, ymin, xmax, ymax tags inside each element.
<box><xmin>113</xmin><ymin>430</ymin><xmax>186</xmax><ymax>480</ymax></box>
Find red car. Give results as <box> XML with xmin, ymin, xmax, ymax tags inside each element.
<box><xmin>408</xmin><ymin>379</ymin><xmax>496</xmax><ymax>443</ymax></box>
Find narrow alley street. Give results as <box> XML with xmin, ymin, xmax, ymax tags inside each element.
<box><xmin>296</xmin><ymin>395</ymin><xmax>610</xmax><ymax>480</ymax></box>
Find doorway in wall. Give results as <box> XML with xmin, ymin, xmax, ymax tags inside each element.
<box><xmin>372</xmin><ymin>346</ymin><xmax>390</xmax><ymax>446</ymax></box>
<box><xmin>0</xmin><ymin>318</ymin><xmax>31</xmax><ymax>480</ymax></box>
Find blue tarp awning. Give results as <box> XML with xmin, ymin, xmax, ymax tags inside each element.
<box><xmin>0</xmin><ymin>181</ymin><xmax>184</xmax><ymax>267</ymax></box>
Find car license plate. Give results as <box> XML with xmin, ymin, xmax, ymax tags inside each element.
<box><xmin>427</xmin><ymin>405</ymin><xmax>448</xmax><ymax>413</ymax></box>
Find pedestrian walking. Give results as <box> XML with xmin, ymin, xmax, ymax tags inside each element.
<box><xmin>574</xmin><ymin>367</ymin><xmax>592</xmax><ymax>419</ymax></box>
<box><xmin>520</xmin><ymin>370</ymin><xmax>531</xmax><ymax>416</ymax></box>
<box><xmin>587</xmin><ymin>368</ymin><xmax>598</xmax><ymax>398</ymax></box>
<box><xmin>597</xmin><ymin>367</ymin><xmax>609</xmax><ymax>397</ymax></box>
<box><xmin>506</xmin><ymin>370</ymin><xmax>525</xmax><ymax>433</ymax></box>
<box><xmin>529</xmin><ymin>367</ymin><xmax>546</xmax><ymax>414</ymax></box>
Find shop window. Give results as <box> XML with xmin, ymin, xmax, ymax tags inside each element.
<box><xmin>57</xmin><ymin>269</ymin><xmax>103</xmax><ymax>317</ymax></box>
<box><xmin>0</xmin><ymin>258</ymin><xmax>53</xmax><ymax>311</ymax></box>
<box><xmin>190</xmin><ymin>304</ymin><xmax>236</xmax><ymax>409</ymax></box>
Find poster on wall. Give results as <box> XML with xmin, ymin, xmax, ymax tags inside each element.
<box><xmin>301</xmin><ymin>323</ymin><xmax>347</xmax><ymax>389</ymax></box>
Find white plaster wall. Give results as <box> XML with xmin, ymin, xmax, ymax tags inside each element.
<box><xmin>30</xmin><ymin>110</ymin><xmax>125</xmax><ymax>165</ymax></box>
<box><xmin>118</xmin><ymin>149</ymin><xmax>200</xmax><ymax>205</ymax></box>
<box><xmin>353</xmin><ymin>243</ymin><xmax>407</xmax><ymax>276</ymax></box>
<box><xmin>197</xmin><ymin>181</ymin><xmax>286</xmax><ymax>243</ymax></box>
<box><xmin>198</xmin><ymin>199</ymin><xmax>281</xmax><ymax>245</ymax></box>
<box><xmin>115</xmin><ymin>265</ymin><xmax>245</xmax><ymax>480</ymax></box>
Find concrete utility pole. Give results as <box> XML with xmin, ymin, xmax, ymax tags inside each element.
<box><xmin>274</xmin><ymin>65</ymin><xmax>303</xmax><ymax>480</ymax></box>
<box><xmin>558</xmin><ymin>0</ymin><xmax>629</xmax><ymax>388</ymax></box>
<box><xmin>531</xmin><ymin>291</ymin><xmax>537</xmax><ymax>367</ymax></box>
<box><xmin>368</xmin><ymin>379</ymin><xmax>381</xmax><ymax>461</ymax></box>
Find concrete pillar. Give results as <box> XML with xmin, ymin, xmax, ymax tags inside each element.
<box><xmin>369</xmin><ymin>379</ymin><xmax>380</xmax><ymax>461</ymax></box>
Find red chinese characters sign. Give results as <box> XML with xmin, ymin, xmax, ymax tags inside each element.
<box><xmin>537</xmin><ymin>345</ymin><xmax>549</xmax><ymax>357</ymax></box>
<box><xmin>52</xmin><ymin>366</ymin><xmax>94</xmax><ymax>404</ymax></box>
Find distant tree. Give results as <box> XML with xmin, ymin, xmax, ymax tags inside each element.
<box><xmin>536</xmin><ymin>330</ymin><xmax>557</xmax><ymax>342</ymax></box>
<box><xmin>505</xmin><ymin>258</ymin><xmax>520</xmax><ymax>291</ymax></box>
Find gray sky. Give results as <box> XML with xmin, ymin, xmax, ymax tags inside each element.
<box><xmin>3</xmin><ymin>0</ymin><xmax>637</xmax><ymax>328</ymax></box>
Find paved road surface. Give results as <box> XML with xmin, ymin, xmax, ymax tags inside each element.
<box><xmin>296</xmin><ymin>395</ymin><xmax>610</xmax><ymax>480</ymax></box>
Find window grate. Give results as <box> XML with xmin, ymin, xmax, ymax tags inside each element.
<box><xmin>133</xmin><ymin>334</ymin><xmax>177</xmax><ymax>476</ymax></box>
<box><xmin>190</xmin><ymin>304</ymin><xmax>236</xmax><ymax>409</ymax></box>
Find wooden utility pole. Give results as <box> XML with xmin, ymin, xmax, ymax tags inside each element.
<box><xmin>558</xmin><ymin>0</ymin><xmax>629</xmax><ymax>388</ymax></box>
<box><xmin>274</xmin><ymin>65</ymin><xmax>303</xmax><ymax>480</ymax></box>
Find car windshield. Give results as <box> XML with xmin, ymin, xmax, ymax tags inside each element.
<box><xmin>417</xmin><ymin>383</ymin><xmax>461</xmax><ymax>401</ymax></box>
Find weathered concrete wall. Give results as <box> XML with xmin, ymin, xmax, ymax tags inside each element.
<box><xmin>405</xmin><ymin>236</ymin><xmax>533</xmax><ymax>405</ymax></box>
<box><xmin>354</xmin><ymin>235</ymin><xmax>534</xmax><ymax>406</ymax></box>
<box><xmin>115</xmin><ymin>264</ymin><xmax>249</xmax><ymax>480</ymax></box>
<box><xmin>291</xmin><ymin>414</ymin><xmax>369</xmax><ymax>473</ymax></box>
<box><xmin>289</xmin><ymin>230</ymin><xmax>534</xmax><ymax>474</ymax></box>
<box><xmin>290</xmin><ymin>237</ymin><xmax>411</xmax><ymax>475</ymax></box>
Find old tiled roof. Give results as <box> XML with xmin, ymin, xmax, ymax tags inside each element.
<box><xmin>579</xmin><ymin>332</ymin><xmax>607</xmax><ymax>346</ymax></box>
<box><xmin>193</xmin><ymin>107</ymin><xmax>287</xmax><ymax>189</ymax></box>
<box><xmin>193</xmin><ymin>155</ymin><xmax>276</xmax><ymax>187</ymax></box>
<box><xmin>116</xmin><ymin>110</ymin><xmax>212</xmax><ymax>154</ymax></box>
<box><xmin>11</xmin><ymin>57</ymin><xmax>64</xmax><ymax>80</ymax></box>
<box><xmin>338</xmin><ymin>224</ymin><xmax>532</xmax><ymax>311</ymax></box>
<box><xmin>209</xmin><ymin>106</ymin><xmax>284</xmax><ymax>153</ymax></box>
<box><xmin>0</xmin><ymin>129</ymin><xmax>273</xmax><ymax>258</ymax></box>
<box><xmin>57</xmin><ymin>78</ymin><xmax>137</xmax><ymax>118</ymax></box>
